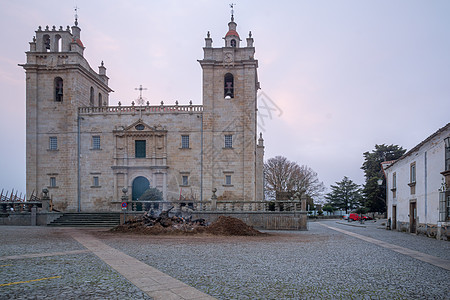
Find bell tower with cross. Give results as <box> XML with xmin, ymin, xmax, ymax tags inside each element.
<box><xmin>198</xmin><ymin>4</ymin><xmax>262</xmax><ymax>201</ymax></box>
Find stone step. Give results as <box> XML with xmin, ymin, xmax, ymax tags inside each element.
<box><xmin>55</xmin><ymin>217</ymin><xmax>119</xmax><ymax>220</ymax></box>
<box><xmin>47</xmin><ymin>223</ymin><xmax>117</xmax><ymax>227</ymax></box>
<box><xmin>53</xmin><ymin>219</ymin><xmax>119</xmax><ymax>223</ymax></box>
<box><xmin>48</xmin><ymin>213</ymin><xmax>120</xmax><ymax>227</ymax></box>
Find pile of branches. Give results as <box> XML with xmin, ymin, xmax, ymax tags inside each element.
<box><xmin>112</xmin><ymin>206</ymin><xmax>207</xmax><ymax>234</ymax></box>
<box><xmin>111</xmin><ymin>207</ymin><xmax>265</xmax><ymax>236</ymax></box>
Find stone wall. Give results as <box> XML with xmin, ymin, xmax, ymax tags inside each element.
<box><xmin>192</xmin><ymin>212</ymin><xmax>307</xmax><ymax>230</ymax></box>
<box><xmin>0</xmin><ymin>212</ymin><xmax>63</xmax><ymax>226</ymax></box>
<box><xmin>121</xmin><ymin>211</ymin><xmax>307</xmax><ymax>231</ymax></box>
<box><xmin>394</xmin><ymin>221</ymin><xmax>449</xmax><ymax>241</ymax></box>
<box><xmin>417</xmin><ymin>222</ymin><xmax>449</xmax><ymax>241</ymax></box>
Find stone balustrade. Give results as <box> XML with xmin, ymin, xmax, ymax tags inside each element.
<box><xmin>121</xmin><ymin>200</ymin><xmax>304</xmax><ymax>213</ymax></box>
<box><xmin>79</xmin><ymin>104</ymin><xmax>203</xmax><ymax>115</ymax></box>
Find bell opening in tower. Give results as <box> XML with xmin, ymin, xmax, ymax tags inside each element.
<box><xmin>224</xmin><ymin>73</ymin><xmax>234</xmax><ymax>99</ymax></box>
<box><xmin>54</xmin><ymin>77</ymin><xmax>63</xmax><ymax>102</ymax></box>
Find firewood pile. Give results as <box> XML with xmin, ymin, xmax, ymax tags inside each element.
<box><xmin>111</xmin><ymin>207</ymin><xmax>264</xmax><ymax>236</ymax></box>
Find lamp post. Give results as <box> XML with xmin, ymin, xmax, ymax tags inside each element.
<box><xmin>377</xmin><ymin>177</ymin><xmax>384</xmax><ymax>220</ymax></box>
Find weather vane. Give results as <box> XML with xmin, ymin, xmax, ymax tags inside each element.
<box><xmin>74</xmin><ymin>6</ymin><xmax>79</xmax><ymax>26</ymax></box>
<box><xmin>135</xmin><ymin>85</ymin><xmax>148</xmax><ymax>105</ymax></box>
<box><xmin>230</xmin><ymin>3</ymin><xmax>236</xmax><ymax>21</ymax></box>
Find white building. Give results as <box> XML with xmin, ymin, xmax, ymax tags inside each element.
<box><xmin>384</xmin><ymin>123</ymin><xmax>450</xmax><ymax>240</ymax></box>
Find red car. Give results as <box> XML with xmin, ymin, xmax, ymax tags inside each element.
<box><xmin>348</xmin><ymin>213</ymin><xmax>370</xmax><ymax>221</ymax></box>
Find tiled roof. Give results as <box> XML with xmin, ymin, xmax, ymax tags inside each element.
<box><xmin>226</xmin><ymin>30</ymin><xmax>240</xmax><ymax>38</ymax></box>
<box><xmin>385</xmin><ymin>123</ymin><xmax>450</xmax><ymax>170</ymax></box>
<box><xmin>73</xmin><ymin>38</ymin><xmax>84</xmax><ymax>48</ymax></box>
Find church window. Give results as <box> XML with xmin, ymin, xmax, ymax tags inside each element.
<box><xmin>98</xmin><ymin>93</ymin><xmax>102</xmax><ymax>107</ymax></box>
<box><xmin>89</xmin><ymin>87</ymin><xmax>94</xmax><ymax>106</ymax></box>
<box><xmin>182</xmin><ymin>175</ymin><xmax>189</xmax><ymax>186</ymax></box>
<box><xmin>181</xmin><ymin>135</ymin><xmax>190</xmax><ymax>149</ymax></box>
<box><xmin>225</xmin><ymin>175</ymin><xmax>232</xmax><ymax>185</ymax></box>
<box><xmin>93</xmin><ymin>176</ymin><xmax>100</xmax><ymax>187</ymax></box>
<box><xmin>54</xmin><ymin>77</ymin><xmax>63</xmax><ymax>102</ymax></box>
<box><xmin>135</xmin><ymin>140</ymin><xmax>146</xmax><ymax>158</ymax></box>
<box><xmin>135</xmin><ymin>124</ymin><xmax>145</xmax><ymax>131</ymax></box>
<box><xmin>225</xmin><ymin>134</ymin><xmax>233</xmax><ymax>148</ymax></box>
<box><xmin>230</xmin><ymin>39</ymin><xmax>236</xmax><ymax>47</ymax></box>
<box><xmin>49</xmin><ymin>137</ymin><xmax>58</xmax><ymax>150</ymax></box>
<box><xmin>43</xmin><ymin>34</ymin><xmax>50</xmax><ymax>52</ymax></box>
<box><xmin>92</xmin><ymin>136</ymin><xmax>101</xmax><ymax>150</ymax></box>
<box><xmin>49</xmin><ymin>177</ymin><xmax>56</xmax><ymax>187</ymax></box>
<box><xmin>224</xmin><ymin>73</ymin><xmax>234</xmax><ymax>99</ymax></box>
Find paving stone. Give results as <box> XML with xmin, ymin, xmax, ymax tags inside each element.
<box><xmin>103</xmin><ymin>220</ymin><xmax>450</xmax><ymax>299</ymax></box>
<box><xmin>1</xmin><ymin>222</ymin><xmax>449</xmax><ymax>299</ymax></box>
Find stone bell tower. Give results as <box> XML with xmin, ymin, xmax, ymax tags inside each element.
<box><xmin>198</xmin><ymin>8</ymin><xmax>263</xmax><ymax>201</ymax></box>
<box><xmin>20</xmin><ymin>17</ymin><xmax>112</xmax><ymax>211</ymax></box>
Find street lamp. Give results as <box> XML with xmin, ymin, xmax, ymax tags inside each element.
<box><xmin>377</xmin><ymin>177</ymin><xmax>387</xmax><ymax>222</ymax></box>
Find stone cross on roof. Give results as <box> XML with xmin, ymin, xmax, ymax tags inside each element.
<box><xmin>135</xmin><ymin>85</ymin><xmax>147</xmax><ymax>105</ymax></box>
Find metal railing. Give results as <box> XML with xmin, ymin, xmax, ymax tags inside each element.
<box><xmin>0</xmin><ymin>189</ymin><xmax>44</xmax><ymax>213</ymax></box>
<box><xmin>0</xmin><ymin>201</ymin><xmax>42</xmax><ymax>213</ymax></box>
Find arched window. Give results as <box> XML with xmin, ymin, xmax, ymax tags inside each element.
<box><xmin>54</xmin><ymin>77</ymin><xmax>63</xmax><ymax>102</ymax></box>
<box><xmin>89</xmin><ymin>87</ymin><xmax>94</xmax><ymax>106</ymax></box>
<box><xmin>55</xmin><ymin>34</ymin><xmax>62</xmax><ymax>52</ymax></box>
<box><xmin>230</xmin><ymin>39</ymin><xmax>236</xmax><ymax>47</ymax></box>
<box><xmin>43</xmin><ymin>34</ymin><xmax>51</xmax><ymax>52</ymax></box>
<box><xmin>224</xmin><ymin>73</ymin><xmax>234</xmax><ymax>99</ymax></box>
<box><xmin>98</xmin><ymin>93</ymin><xmax>102</xmax><ymax>107</ymax></box>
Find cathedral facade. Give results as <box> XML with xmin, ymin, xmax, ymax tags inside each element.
<box><xmin>21</xmin><ymin>16</ymin><xmax>265</xmax><ymax>212</ymax></box>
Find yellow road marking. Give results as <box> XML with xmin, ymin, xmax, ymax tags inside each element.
<box><xmin>0</xmin><ymin>276</ymin><xmax>61</xmax><ymax>287</ymax></box>
<box><xmin>0</xmin><ymin>264</ymin><xmax>12</xmax><ymax>267</ymax></box>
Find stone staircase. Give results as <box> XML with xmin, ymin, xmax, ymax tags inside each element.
<box><xmin>48</xmin><ymin>213</ymin><xmax>120</xmax><ymax>227</ymax></box>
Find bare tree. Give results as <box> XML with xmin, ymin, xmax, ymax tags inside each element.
<box><xmin>291</xmin><ymin>164</ymin><xmax>325</xmax><ymax>200</ymax></box>
<box><xmin>264</xmin><ymin>156</ymin><xmax>325</xmax><ymax>201</ymax></box>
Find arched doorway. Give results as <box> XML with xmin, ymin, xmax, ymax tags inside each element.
<box><xmin>132</xmin><ymin>176</ymin><xmax>150</xmax><ymax>200</ymax></box>
<box><xmin>132</xmin><ymin>176</ymin><xmax>150</xmax><ymax>211</ymax></box>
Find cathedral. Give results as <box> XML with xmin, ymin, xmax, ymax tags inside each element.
<box><xmin>21</xmin><ymin>13</ymin><xmax>265</xmax><ymax>212</ymax></box>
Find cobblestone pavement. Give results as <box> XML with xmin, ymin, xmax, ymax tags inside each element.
<box><xmin>98</xmin><ymin>220</ymin><xmax>450</xmax><ymax>299</ymax></box>
<box><xmin>0</xmin><ymin>226</ymin><xmax>151</xmax><ymax>300</ymax></box>
<box><xmin>1</xmin><ymin>220</ymin><xmax>449</xmax><ymax>299</ymax></box>
<box><xmin>332</xmin><ymin>219</ymin><xmax>450</xmax><ymax>261</ymax></box>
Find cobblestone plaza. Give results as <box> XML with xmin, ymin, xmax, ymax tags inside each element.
<box><xmin>1</xmin><ymin>220</ymin><xmax>449</xmax><ymax>299</ymax></box>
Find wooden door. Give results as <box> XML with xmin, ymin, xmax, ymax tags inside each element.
<box><xmin>409</xmin><ymin>202</ymin><xmax>416</xmax><ymax>233</ymax></box>
<box><xmin>392</xmin><ymin>205</ymin><xmax>397</xmax><ymax>230</ymax></box>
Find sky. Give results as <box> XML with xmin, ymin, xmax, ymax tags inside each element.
<box><xmin>0</xmin><ymin>0</ymin><xmax>449</xmax><ymax>200</ymax></box>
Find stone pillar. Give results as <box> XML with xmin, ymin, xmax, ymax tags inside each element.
<box><xmin>120</xmin><ymin>187</ymin><xmax>129</xmax><ymax>224</ymax></box>
<box><xmin>163</xmin><ymin>172</ymin><xmax>167</xmax><ymax>201</ymax></box>
<box><xmin>41</xmin><ymin>188</ymin><xmax>51</xmax><ymax>212</ymax></box>
<box><xmin>301</xmin><ymin>194</ymin><xmax>307</xmax><ymax>211</ymax></box>
<box><xmin>31</xmin><ymin>206</ymin><xmax>37</xmax><ymax>226</ymax></box>
<box><xmin>211</xmin><ymin>188</ymin><xmax>217</xmax><ymax>211</ymax></box>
